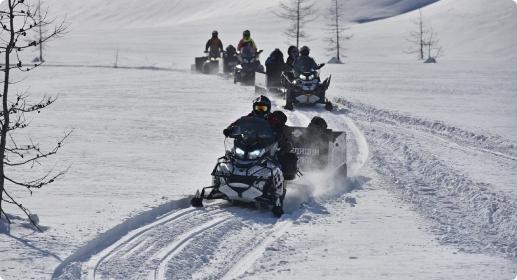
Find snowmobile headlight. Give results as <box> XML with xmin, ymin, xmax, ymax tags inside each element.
<box><xmin>248</xmin><ymin>149</ymin><xmax>265</xmax><ymax>160</ymax></box>
<box><xmin>308</xmin><ymin>74</ymin><xmax>315</xmax><ymax>80</ymax></box>
<box><xmin>234</xmin><ymin>147</ymin><xmax>245</xmax><ymax>158</ymax></box>
<box><xmin>299</xmin><ymin>74</ymin><xmax>306</xmax><ymax>80</ymax></box>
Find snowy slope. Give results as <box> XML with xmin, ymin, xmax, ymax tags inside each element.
<box><xmin>346</xmin><ymin>0</ymin><xmax>517</xmax><ymax>61</ymax></box>
<box><xmin>0</xmin><ymin>0</ymin><xmax>516</xmax><ymax>279</ymax></box>
<box><xmin>36</xmin><ymin>0</ymin><xmax>516</xmax><ymax>64</ymax></box>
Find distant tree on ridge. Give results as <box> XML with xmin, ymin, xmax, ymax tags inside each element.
<box><xmin>275</xmin><ymin>0</ymin><xmax>318</xmax><ymax>48</ymax></box>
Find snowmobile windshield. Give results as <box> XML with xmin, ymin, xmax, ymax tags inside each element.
<box><xmin>294</xmin><ymin>57</ymin><xmax>318</xmax><ymax>73</ymax></box>
<box><xmin>229</xmin><ymin>116</ymin><xmax>274</xmax><ymax>149</ymax></box>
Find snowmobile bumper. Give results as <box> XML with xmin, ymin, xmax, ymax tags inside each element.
<box><xmin>194</xmin><ymin>156</ymin><xmax>282</xmax><ymax>206</ymax></box>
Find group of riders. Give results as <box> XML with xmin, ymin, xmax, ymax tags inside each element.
<box><xmin>204</xmin><ymin>29</ymin><xmax>322</xmax><ymax>109</ymax></box>
<box><xmin>193</xmin><ymin>30</ymin><xmax>337</xmax><ymax>216</ymax></box>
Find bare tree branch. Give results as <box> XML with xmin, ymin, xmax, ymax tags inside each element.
<box><xmin>275</xmin><ymin>0</ymin><xmax>318</xmax><ymax>47</ymax></box>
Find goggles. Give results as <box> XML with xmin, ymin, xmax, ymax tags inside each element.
<box><xmin>254</xmin><ymin>105</ymin><xmax>268</xmax><ymax>112</ymax></box>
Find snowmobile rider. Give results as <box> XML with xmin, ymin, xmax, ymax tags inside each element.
<box><xmin>223</xmin><ymin>95</ymin><xmax>276</xmax><ymax>136</ymax></box>
<box><xmin>205</xmin><ymin>30</ymin><xmax>224</xmax><ymax>58</ymax></box>
<box><xmin>286</xmin><ymin>45</ymin><xmax>299</xmax><ymax>68</ymax></box>
<box><xmin>293</xmin><ymin>45</ymin><xmax>319</xmax><ymax>72</ymax></box>
<box><xmin>265</xmin><ymin>48</ymin><xmax>287</xmax><ymax>87</ymax></box>
<box><xmin>237</xmin><ymin>30</ymin><xmax>257</xmax><ymax>53</ymax></box>
<box><xmin>282</xmin><ymin>46</ymin><xmax>299</xmax><ymax>86</ymax></box>
<box><xmin>223</xmin><ymin>96</ymin><xmax>297</xmax><ymax>179</ymax></box>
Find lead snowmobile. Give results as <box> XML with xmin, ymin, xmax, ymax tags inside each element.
<box><xmin>191</xmin><ymin>116</ymin><xmax>287</xmax><ymax>216</ymax></box>
<box><xmin>190</xmin><ymin>116</ymin><xmax>347</xmax><ymax>217</ymax></box>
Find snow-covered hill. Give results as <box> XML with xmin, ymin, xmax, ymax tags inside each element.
<box><xmin>38</xmin><ymin>0</ymin><xmax>517</xmax><ymax>64</ymax></box>
<box><xmin>1</xmin><ymin>0</ymin><xmax>516</xmax><ymax>279</ymax></box>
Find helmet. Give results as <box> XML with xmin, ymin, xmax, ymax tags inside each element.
<box><xmin>300</xmin><ymin>46</ymin><xmax>310</xmax><ymax>56</ymax></box>
<box><xmin>243</xmin><ymin>30</ymin><xmax>251</xmax><ymax>38</ymax></box>
<box><xmin>252</xmin><ymin>95</ymin><xmax>271</xmax><ymax>117</ymax></box>
<box><xmin>212</xmin><ymin>30</ymin><xmax>218</xmax><ymax>37</ymax></box>
<box><xmin>226</xmin><ymin>44</ymin><xmax>236</xmax><ymax>54</ymax></box>
<box><xmin>270</xmin><ymin>48</ymin><xmax>283</xmax><ymax>60</ymax></box>
<box><xmin>287</xmin><ymin>45</ymin><xmax>299</xmax><ymax>57</ymax></box>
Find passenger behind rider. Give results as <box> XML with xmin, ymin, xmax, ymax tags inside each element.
<box><xmin>205</xmin><ymin>30</ymin><xmax>224</xmax><ymax>57</ymax></box>
<box><xmin>286</xmin><ymin>45</ymin><xmax>299</xmax><ymax>68</ymax></box>
<box><xmin>282</xmin><ymin>46</ymin><xmax>300</xmax><ymax>86</ymax></box>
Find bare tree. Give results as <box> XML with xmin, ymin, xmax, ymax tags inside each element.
<box><xmin>1</xmin><ymin>0</ymin><xmax>68</xmax><ymax>230</ymax></box>
<box><xmin>275</xmin><ymin>0</ymin><xmax>318</xmax><ymax>48</ymax></box>
<box><xmin>406</xmin><ymin>9</ymin><xmax>425</xmax><ymax>60</ymax></box>
<box><xmin>422</xmin><ymin>26</ymin><xmax>442</xmax><ymax>62</ymax></box>
<box><xmin>325</xmin><ymin>0</ymin><xmax>352</xmax><ymax>63</ymax></box>
<box><xmin>406</xmin><ymin>9</ymin><xmax>442</xmax><ymax>62</ymax></box>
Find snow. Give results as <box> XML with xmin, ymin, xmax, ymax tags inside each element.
<box><xmin>0</xmin><ymin>0</ymin><xmax>517</xmax><ymax>279</ymax></box>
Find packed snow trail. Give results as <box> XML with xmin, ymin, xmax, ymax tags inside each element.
<box><xmin>58</xmin><ymin>205</ymin><xmax>302</xmax><ymax>280</ymax></box>
<box><xmin>51</xmin><ymin>82</ymin><xmax>517</xmax><ymax>279</ymax></box>
<box><xmin>340</xmin><ymin>99</ymin><xmax>517</xmax><ymax>259</ymax></box>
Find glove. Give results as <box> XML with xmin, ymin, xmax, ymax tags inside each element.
<box><xmin>223</xmin><ymin>128</ymin><xmax>230</xmax><ymax>137</ymax></box>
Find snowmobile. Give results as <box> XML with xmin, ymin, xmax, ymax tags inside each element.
<box><xmin>234</xmin><ymin>46</ymin><xmax>264</xmax><ymax>85</ymax></box>
<box><xmin>190</xmin><ymin>116</ymin><xmax>347</xmax><ymax>217</ymax></box>
<box><xmin>222</xmin><ymin>45</ymin><xmax>239</xmax><ymax>74</ymax></box>
<box><xmin>254</xmin><ymin>61</ymin><xmax>286</xmax><ymax>95</ymax></box>
<box><xmin>254</xmin><ymin>71</ymin><xmax>285</xmax><ymax>96</ymax></box>
<box><xmin>283</xmin><ymin>63</ymin><xmax>333</xmax><ymax>111</ymax></box>
<box><xmin>193</xmin><ymin>50</ymin><xmax>221</xmax><ymax>75</ymax></box>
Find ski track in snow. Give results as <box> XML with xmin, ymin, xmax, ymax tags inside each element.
<box><xmin>339</xmin><ymin>99</ymin><xmax>517</xmax><ymax>259</ymax></box>
<box><xmin>339</xmin><ymin>99</ymin><xmax>517</xmax><ymax>161</ymax></box>
<box><xmin>220</xmin><ymin>220</ymin><xmax>292</xmax><ymax>280</ymax></box>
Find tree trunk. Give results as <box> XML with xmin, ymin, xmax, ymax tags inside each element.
<box><xmin>419</xmin><ymin>10</ymin><xmax>424</xmax><ymax>60</ymax></box>
<box><xmin>296</xmin><ymin>0</ymin><xmax>300</xmax><ymax>48</ymax></box>
<box><xmin>1</xmin><ymin>0</ymin><xmax>15</xmax><ymax>218</ymax></box>
<box><xmin>38</xmin><ymin>0</ymin><xmax>44</xmax><ymax>62</ymax></box>
<box><xmin>335</xmin><ymin>0</ymin><xmax>340</xmax><ymax>62</ymax></box>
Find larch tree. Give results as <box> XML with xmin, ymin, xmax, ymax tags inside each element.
<box><xmin>275</xmin><ymin>0</ymin><xmax>318</xmax><ymax>48</ymax></box>
<box><xmin>406</xmin><ymin>9</ymin><xmax>426</xmax><ymax>60</ymax></box>
<box><xmin>325</xmin><ymin>0</ymin><xmax>352</xmax><ymax>63</ymax></box>
<box><xmin>0</xmin><ymin>0</ymin><xmax>68</xmax><ymax>230</ymax></box>
<box><xmin>406</xmin><ymin>9</ymin><xmax>442</xmax><ymax>62</ymax></box>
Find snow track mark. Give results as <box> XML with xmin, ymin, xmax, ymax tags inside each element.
<box><xmin>339</xmin><ymin>99</ymin><xmax>517</xmax><ymax>160</ymax></box>
<box><xmin>85</xmin><ymin>207</ymin><xmax>196</xmax><ymax>280</ymax></box>
<box><xmin>221</xmin><ymin>220</ymin><xmax>292</xmax><ymax>280</ymax></box>
<box><xmin>153</xmin><ymin>215</ymin><xmax>231</xmax><ymax>280</ymax></box>
<box><xmin>341</xmin><ymin>99</ymin><xmax>517</xmax><ymax>258</ymax></box>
